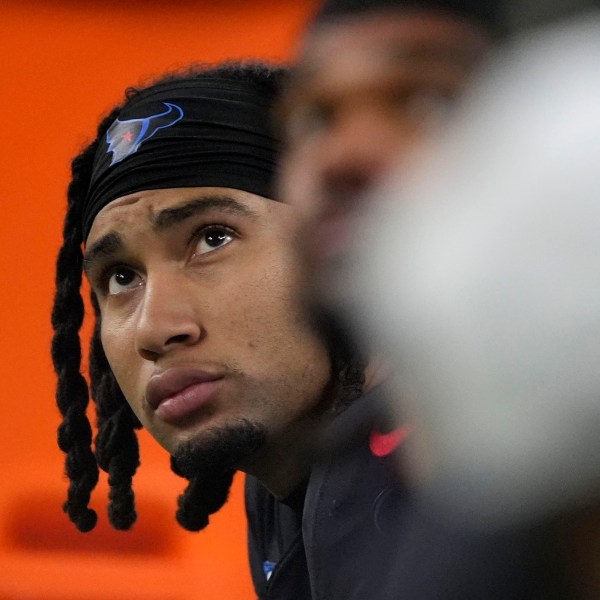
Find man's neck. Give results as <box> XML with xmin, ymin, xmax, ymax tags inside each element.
<box><xmin>242</xmin><ymin>413</ymin><xmax>332</xmax><ymax>499</ymax></box>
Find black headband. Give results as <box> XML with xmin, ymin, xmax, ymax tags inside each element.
<box><xmin>83</xmin><ymin>78</ymin><xmax>280</xmax><ymax>240</ymax></box>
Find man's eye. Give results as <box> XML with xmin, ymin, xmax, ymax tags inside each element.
<box><xmin>194</xmin><ymin>226</ymin><xmax>235</xmax><ymax>255</ymax></box>
<box><xmin>107</xmin><ymin>267</ymin><xmax>141</xmax><ymax>295</ymax></box>
<box><xmin>287</xmin><ymin>103</ymin><xmax>333</xmax><ymax>142</ymax></box>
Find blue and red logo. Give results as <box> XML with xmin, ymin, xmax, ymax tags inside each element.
<box><xmin>105</xmin><ymin>102</ymin><xmax>184</xmax><ymax>165</ymax></box>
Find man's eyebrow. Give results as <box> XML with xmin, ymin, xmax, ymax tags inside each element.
<box><xmin>83</xmin><ymin>232</ymin><xmax>123</xmax><ymax>274</ymax></box>
<box><xmin>82</xmin><ymin>196</ymin><xmax>258</xmax><ymax>273</ymax></box>
<box><xmin>152</xmin><ymin>195</ymin><xmax>258</xmax><ymax>230</ymax></box>
<box><xmin>385</xmin><ymin>41</ymin><xmax>481</xmax><ymax>67</ymax></box>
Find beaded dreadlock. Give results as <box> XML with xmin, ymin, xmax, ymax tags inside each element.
<box><xmin>52</xmin><ymin>61</ymin><xmax>366</xmax><ymax>533</ymax></box>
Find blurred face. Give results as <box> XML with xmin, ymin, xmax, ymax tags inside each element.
<box><xmin>280</xmin><ymin>10</ymin><xmax>490</xmax><ymax>279</ymax></box>
<box><xmin>84</xmin><ymin>187</ymin><xmax>331</xmax><ymax>489</ymax></box>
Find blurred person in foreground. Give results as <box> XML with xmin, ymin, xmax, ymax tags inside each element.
<box><xmin>278</xmin><ymin>0</ymin><xmax>501</xmax><ymax>473</ymax></box>
<box><xmin>287</xmin><ymin>0</ymin><xmax>600</xmax><ymax>595</ymax></box>
<box><xmin>280</xmin><ymin>0</ymin><xmax>500</xmax><ymax>490</ymax></box>
<box><xmin>349</xmin><ymin>9</ymin><xmax>600</xmax><ymax>596</ymax></box>
<box><xmin>280</xmin><ymin>0</ymin><xmax>496</xmax><ymax>306</ymax></box>
<box><xmin>277</xmin><ymin>0</ymin><xmax>572</xmax><ymax>597</ymax></box>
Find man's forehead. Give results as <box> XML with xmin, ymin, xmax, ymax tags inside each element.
<box><xmin>89</xmin><ymin>189</ymin><xmax>187</xmax><ymax>232</ymax></box>
<box><xmin>300</xmin><ymin>10</ymin><xmax>488</xmax><ymax>73</ymax></box>
<box><xmin>290</xmin><ymin>17</ymin><xmax>486</xmax><ymax>106</ymax></box>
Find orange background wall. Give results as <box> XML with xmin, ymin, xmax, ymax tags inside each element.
<box><xmin>0</xmin><ymin>2</ymin><xmax>318</xmax><ymax>598</ymax></box>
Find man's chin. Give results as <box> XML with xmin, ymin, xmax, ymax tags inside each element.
<box><xmin>171</xmin><ymin>419</ymin><xmax>267</xmax><ymax>480</ymax></box>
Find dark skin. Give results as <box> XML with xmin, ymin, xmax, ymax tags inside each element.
<box><xmin>279</xmin><ymin>10</ymin><xmax>490</xmax><ymax>283</ymax></box>
<box><xmin>282</xmin><ymin>10</ymin><xmax>600</xmax><ymax>597</ymax></box>
<box><xmin>85</xmin><ymin>186</ymin><xmax>333</xmax><ymax>499</ymax></box>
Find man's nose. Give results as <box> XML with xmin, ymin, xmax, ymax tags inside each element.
<box><xmin>134</xmin><ymin>273</ymin><xmax>204</xmax><ymax>361</ymax></box>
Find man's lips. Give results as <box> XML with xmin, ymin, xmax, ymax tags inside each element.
<box><xmin>146</xmin><ymin>369</ymin><xmax>223</xmax><ymax>423</ymax></box>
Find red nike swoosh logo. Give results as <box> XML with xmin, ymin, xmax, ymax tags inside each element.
<box><xmin>369</xmin><ymin>424</ymin><xmax>413</xmax><ymax>457</ymax></box>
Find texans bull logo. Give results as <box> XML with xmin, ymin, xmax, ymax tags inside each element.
<box><xmin>105</xmin><ymin>102</ymin><xmax>184</xmax><ymax>165</ymax></box>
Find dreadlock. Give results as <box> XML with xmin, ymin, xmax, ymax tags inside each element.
<box><xmin>52</xmin><ymin>60</ymin><xmax>365</xmax><ymax>533</ymax></box>
<box><xmin>173</xmin><ymin>469</ymin><xmax>235</xmax><ymax>532</ymax></box>
<box><xmin>52</xmin><ymin>102</ymin><xmax>132</xmax><ymax>531</ymax></box>
<box><xmin>89</xmin><ymin>292</ymin><xmax>142</xmax><ymax>530</ymax></box>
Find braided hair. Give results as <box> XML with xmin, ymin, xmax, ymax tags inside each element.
<box><xmin>52</xmin><ymin>98</ymin><xmax>140</xmax><ymax>531</ymax></box>
<box><xmin>52</xmin><ymin>61</ymin><xmax>365</xmax><ymax>533</ymax></box>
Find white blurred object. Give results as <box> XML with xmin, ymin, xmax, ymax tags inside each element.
<box><xmin>353</xmin><ymin>12</ymin><xmax>600</xmax><ymax>527</ymax></box>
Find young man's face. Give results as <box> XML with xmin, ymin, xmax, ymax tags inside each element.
<box><xmin>280</xmin><ymin>10</ymin><xmax>489</xmax><ymax>283</ymax></box>
<box><xmin>84</xmin><ymin>187</ymin><xmax>332</xmax><ymax>488</ymax></box>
